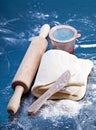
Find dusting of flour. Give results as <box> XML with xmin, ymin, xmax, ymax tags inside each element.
<box><xmin>39</xmin><ymin>100</ymin><xmax>83</xmax><ymax>119</ymax></box>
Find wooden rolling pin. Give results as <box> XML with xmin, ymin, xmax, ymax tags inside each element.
<box><xmin>7</xmin><ymin>24</ymin><xmax>50</xmax><ymax>114</ymax></box>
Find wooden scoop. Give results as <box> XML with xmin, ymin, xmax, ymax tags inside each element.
<box><xmin>28</xmin><ymin>70</ymin><xmax>71</xmax><ymax>115</ymax></box>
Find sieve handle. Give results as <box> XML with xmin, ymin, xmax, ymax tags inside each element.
<box><xmin>76</xmin><ymin>33</ymin><xmax>81</xmax><ymax>38</ymax></box>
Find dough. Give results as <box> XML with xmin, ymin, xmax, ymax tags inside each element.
<box><xmin>32</xmin><ymin>50</ymin><xmax>93</xmax><ymax>100</ymax></box>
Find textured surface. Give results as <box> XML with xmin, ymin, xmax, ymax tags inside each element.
<box><xmin>0</xmin><ymin>0</ymin><xmax>96</xmax><ymax>129</ymax></box>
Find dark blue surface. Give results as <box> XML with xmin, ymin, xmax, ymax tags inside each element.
<box><xmin>0</xmin><ymin>0</ymin><xmax>96</xmax><ymax>129</ymax></box>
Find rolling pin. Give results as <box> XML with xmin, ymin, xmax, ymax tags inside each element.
<box><xmin>7</xmin><ymin>24</ymin><xmax>50</xmax><ymax>114</ymax></box>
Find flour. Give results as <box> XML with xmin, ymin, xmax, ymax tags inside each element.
<box><xmin>39</xmin><ymin>99</ymin><xmax>83</xmax><ymax>119</ymax></box>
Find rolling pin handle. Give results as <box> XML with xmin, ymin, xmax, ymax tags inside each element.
<box><xmin>39</xmin><ymin>24</ymin><xmax>50</xmax><ymax>38</ymax></box>
<box><xmin>7</xmin><ymin>85</ymin><xmax>24</xmax><ymax>114</ymax></box>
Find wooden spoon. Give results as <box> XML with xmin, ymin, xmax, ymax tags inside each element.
<box><xmin>28</xmin><ymin>70</ymin><xmax>71</xmax><ymax>115</ymax></box>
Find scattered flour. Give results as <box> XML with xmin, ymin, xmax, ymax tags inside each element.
<box><xmin>39</xmin><ymin>99</ymin><xmax>83</xmax><ymax>119</ymax></box>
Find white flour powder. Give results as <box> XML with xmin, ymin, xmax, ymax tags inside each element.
<box><xmin>39</xmin><ymin>99</ymin><xmax>83</xmax><ymax>119</ymax></box>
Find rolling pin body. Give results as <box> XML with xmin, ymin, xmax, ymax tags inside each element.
<box><xmin>7</xmin><ymin>24</ymin><xmax>50</xmax><ymax>114</ymax></box>
<box><xmin>12</xmin><ymin>36</ymin><xmax>48</xmax><ymax>93</ymax></box>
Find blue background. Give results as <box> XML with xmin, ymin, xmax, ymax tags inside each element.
<box><xmin>0</xmin><ymin>0</ymin><xmax>96</xmax><ymax>129</ymax></box>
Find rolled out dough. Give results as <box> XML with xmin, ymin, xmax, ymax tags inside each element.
<box><xmin>32</xmin><ymin>50</ymin><xmax>93</xmax><ymax>100</ymax></box>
